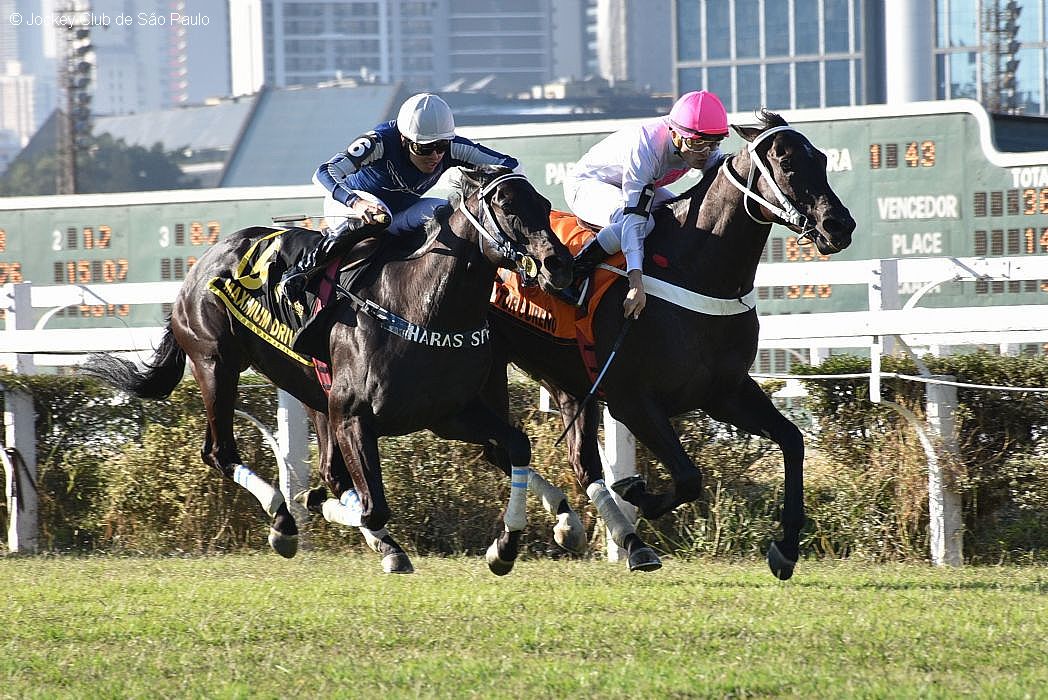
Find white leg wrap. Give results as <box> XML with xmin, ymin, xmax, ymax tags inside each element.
<box><xmin>233</xmin><ymin>465</ymin><xmax>285</xmax><ymax>517</ymax></box>
<box><xmin>504</xmin><ymin>466</ymin><xmax>529</xmax><ymax>532</ymax></box>
<box><xmin>321</xmin><ymin>489</ymin><xmax>363</xmax><ymax>528</ymax></box>
<box><xmin>529</xmin><ymin>470</ymin><xmax>586</xmax><ymax>553</ymax></box>
<box><xmin>528</xmin><ymin>470</ymin><xmax>567</xmax><ymax>514</ymax></box>
<box><xmin>587</xmin><ymin>480</ymin><xmax>635</xmax><ymax>547</ymax></box>
<box><xmin>359</xmin><ymin>527</ymin><xmax>390</xmax><ymax>553</ymax></box>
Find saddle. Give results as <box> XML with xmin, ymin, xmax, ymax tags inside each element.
<box><xmin>290</xmin><ymin>233</ymin><xmax>388</xmax><ymax>361</ymax></box>
<box><xmin>490</xmin><ymin>211</ymin><xmax>629</xmax><ymax>385</ymax></box>
<box><xmin>205</xmin><ymin>227</ymin><xmax>386</xmax><ymax>369</ymax></box>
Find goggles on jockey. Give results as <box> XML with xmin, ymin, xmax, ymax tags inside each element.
<box><xmin>407</xmin><ymin>139</ymin><xmax>451</xmax><ymax>156</ymax></box>
<box><xmin>678</xmin><ymin>132</ymin><xmax>725</xmax><ymax>153</ymax></box>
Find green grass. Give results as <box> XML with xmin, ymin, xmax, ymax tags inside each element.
<box><xmin>1</xmin><ymin>554</ymin><xmax>1045</xmax><ymax>699</ymax></box>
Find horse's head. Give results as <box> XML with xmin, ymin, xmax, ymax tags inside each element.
<box><xmin>731</xmin><ymin>110</ymin><xmax>855</xmax><ymax>255</ymax></box>
<box><xmin>455</xmin><ymin>166</ymin><xmax>574</xmax><ymax>291</ymax></box>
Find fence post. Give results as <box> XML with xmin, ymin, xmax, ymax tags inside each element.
<box><xmin>601</xmin><ymin>407</ymin><xmax>637</xmax><ymax>562</ymax></box>
<box><xmin>1</xmin><ymin>282</ymin><xmax>35</xmax><ymax>374</ymax></box>
<box><xmin>277</xmin><ymin>390</ymin><xmax>311</xmax><ymax>528</ymax></box>
<box><xmin>2</xmin><ymin>387</ymin><xmax>38</xmax><ymax>553</ymax></box>
<box><xmin>925</xmin><ymin>376</ymin><xmax>963</xmax><ymax>566</ymax></box>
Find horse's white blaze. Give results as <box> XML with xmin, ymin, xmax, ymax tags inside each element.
<box><xmin>233</xmin><ymin>464</ymin><xmax>285</xmax><ymax>517</ymax></box>
<box><xmin>587</xmin><ymin>480</ymin><xmax>635</xmax><ymax>547</ymax></box>
<box><xmin>504</xmin><ymin>466</ymin><xmax>529</xmax><ymax>532</ymax></box>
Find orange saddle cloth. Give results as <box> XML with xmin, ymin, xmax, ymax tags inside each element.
<box><xmin>490</xmin><ymin>210</ymin><xmax>627</xmax><ymax>380</ymax></box>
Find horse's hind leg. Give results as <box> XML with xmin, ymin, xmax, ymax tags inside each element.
<box><xmin>707</xmin><ymin>378</ymin><xmax>804</xmax><ymax>581</ymax></box>
<box><xmin>606</xmin><ymin>398</ymin><xmax>704</xmax><ymax>520</ymax></box>
<box><xmin>188</xmin><ymin>353</ymin><xmax>298</xmax><ymax>558</ymax></box>
<box><xmin>553</xmin><ymin>389</ymin><xmax>660</xmax><ymax>572</ymax></box>
<box><xmin>299</xmin><ymin>410</ymin><xmax>412</xmax><ymax>574</ymax></box>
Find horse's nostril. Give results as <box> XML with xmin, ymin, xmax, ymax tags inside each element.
<box><xmin>823</xmin><ymin>218</ymin><xmax>844</xmax><ymax>235</ymax></box>
<box><xmin>543</xmin><ymin>256</ymin><xmax>566</xmax><ymax>274</ymax></box>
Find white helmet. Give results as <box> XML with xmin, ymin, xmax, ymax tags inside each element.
<box><xmin>396</xmin><ymin>93</ymin><xmax>455</xmax><ymax>143</ymax></box>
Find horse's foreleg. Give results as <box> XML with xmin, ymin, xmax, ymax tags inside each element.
<box><xmin>479</xmin><ymin>368</ymin><xmax>588</xmax><ymax>560</ymax></box>
<box><xmin>431</xmin><ymin>401</ymin><xmax>538</xmax><ymax>576</ymax></box>
<box><xmin>359</xmin><ymin>526</ymin><xmax>414</xmax><ymax>574</ymax></box>
<box><xmin>191</xmin><ymin>354</ymin><xmax>297</xmax><ymax>558</ymax></box>
<box><xmin>708</xmin><ymin>378</ymin><xmax>804</xmax><ymax>581</ymax></box>
<box><xmin>298</xmin><ymin>411</ymin><xmax>413</xmax><ymax>573</ymax></box>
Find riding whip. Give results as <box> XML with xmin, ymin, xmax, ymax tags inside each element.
<box><xmin>555</xmin><ymin>317</ymin><xmax>634</xmax><ymax>446</ymax></box>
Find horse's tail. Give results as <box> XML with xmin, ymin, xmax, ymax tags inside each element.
<box><xmin>82</xmin><ymin>323</ymin><xmax>186</xmax><ymax>400</ymax></box>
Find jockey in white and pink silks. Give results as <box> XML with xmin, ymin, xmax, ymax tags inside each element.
<box><xmin>563</xmin><ymin>90</ymin><xmax>730</xmax><ymax>318</ymax></box>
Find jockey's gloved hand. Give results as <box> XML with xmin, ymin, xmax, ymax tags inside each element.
<box><xmin>362</xmin><ymin>209</ymin><xmax>391</xmax><ymax>227</ymax></box>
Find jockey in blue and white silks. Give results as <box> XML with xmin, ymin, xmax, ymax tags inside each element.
<box><xmin>281</xmin><ymin>92</ymin><xmax>520</xmax><ymax>301</ymax></box>
<box><xmin>562</xmin><ymin>90</ymin><xmax>730</xmax><ymax>318</ymax></box>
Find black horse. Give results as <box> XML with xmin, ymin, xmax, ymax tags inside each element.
<box><xmin>485</xmin><ymin>111</ymin><xmax>856</xmax><ymax>579</ymax></box>
<box><xmin>85</xmin><ymin>166</ymin><xmax>582</xmax><ymax>574</ymax></box>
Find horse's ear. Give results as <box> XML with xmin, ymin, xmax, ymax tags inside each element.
<box><xmin>732</xmin><ymin>123</ymin><xmax>761</xmax><ymax>143</ymax></box>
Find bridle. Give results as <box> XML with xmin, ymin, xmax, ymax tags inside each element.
<box><xmin>456</xmin><ymin>172</ymin><xmax>542</xmax><ymax>285</ymax></box>
<box><xmin>720</xmin><ymin>125</ymin><xmax>818</xmax><ymax>245</ymax></box>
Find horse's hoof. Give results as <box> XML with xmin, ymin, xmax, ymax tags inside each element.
<box><xmin>554</xmin><ymin>510</ymin><xmax>587</xmax><ymax>555</ymax></box>
<box><xmin>485</xmin><ymin>540</ymin><xmax>514</xmax><ymax>577</ymax></box>
<box><xmin>767</xmin><ymin>542</ymin><xmax>796</xmax><ymax>581</ymax></box>
<box><xmin>628</xmin><ymin>546</ymin><xmax>662</xmax><ymax>572</ymax></box>
<box><xmin>610</xmin><ymin>475</ymin><xmax>646</xmax><ymax>502</ymax></box>
<box><xmin>382</xmin><ymin>552</ymin><xmax>414</xmax><ymax>574</ymax></box>
<box><xmin>268</xmin><ymin>528</ymin><xmax>298</xmax><ymax>559</ymax></box>
<box><xmin>293</xmin><ymin>486</ymin><xmax>328</xmax><ymax>515</ymax></box>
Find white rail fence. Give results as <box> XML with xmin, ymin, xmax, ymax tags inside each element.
<box><xmin>4</xmin><ymin>256</ymin><xmax>1048</xmax><ymax>564</ymax></box>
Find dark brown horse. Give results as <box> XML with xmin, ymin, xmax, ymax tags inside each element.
<box><xmin>85</xmin><ymin>166</ymin><xmax>581</xmax><ymax>574</ymax></box>
<box><xmin>484</xmin><ymin>111</ymin><xmax>856</xmax><ymax>579</ymax></box>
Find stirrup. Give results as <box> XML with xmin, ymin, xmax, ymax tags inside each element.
<box><xmin>278</xmin><ymin>269</ymin><xmax>311</xmax><ymax>302</ymax></box>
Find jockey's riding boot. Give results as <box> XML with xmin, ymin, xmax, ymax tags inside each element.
<box><xmin>573</xmin><ymin>239</ymin><xmax>609</xmax><ymax>278</ymax></box>
<box><xmin>280</xmin><ymin>215</ymin><xmax>389</xmax><ymax>302</ymax></box>
<box><xmin>554</xmin><ymin>240</ymin><xmax>608</xmax><ymax>307</ymax></box>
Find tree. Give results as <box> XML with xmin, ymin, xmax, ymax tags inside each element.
<box><xmin>0</xmin><ymin>132</ymin><xmax>195</xmax><ymax>196</ymax></box>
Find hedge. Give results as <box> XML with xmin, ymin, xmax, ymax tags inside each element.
<box><xmin>2</xmin><ymin>351</ymin><xmax>1046</xmax><ymax>563</ymax></box>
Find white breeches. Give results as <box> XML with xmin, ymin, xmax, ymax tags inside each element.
<box><xmin>320</xmin><ymin>187</ymin><xmax>445</xmax><ymax>237</ymax></box>
<box><xmin>564</xmin><ymin>177</ymin><xmax>675</xmax><ymax>261</ymax></box>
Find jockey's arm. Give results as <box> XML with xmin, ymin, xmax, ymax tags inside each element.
<box><xmin>313</xmin><ymin>130</ymin><xmax>384</xmax><ymax>207</ymax></box>
<box><xmin>449</xmin><ymin>137</ymin><xmax>521</xmax><ymax>173</ymax></box>
<box><xmin>618</xmin><ymin>138</ymin><xmax>663</xmax><ymax>318</ymax></box>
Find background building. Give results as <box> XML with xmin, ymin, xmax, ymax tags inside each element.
<box><xmin>239</xmin><ymin>0</ymin><xmax>555</xmax><ymax>95</ymax></box>
<box><xmin>91</xmin><ymin>0</ymin><xmax>230</xmax><ymax>115</ymax></box>
<box><xmin>673</xmin><ymin>0</ymin><xmax>882</xmax><ymax>112</ymax></box>
<box><xmin>598</xmin><ymin>0</ymin><xmax>672</xmax><ymax>94</ymax></box>
<box><xmin>672</xmin><ymin>0</ymin><xmax>1048</xmax><ymax>116</ymax></box>
<box><xmin>6</xmin><ymin>0</ymin><xmax>1048</xmax><ymax>184</ymax></box>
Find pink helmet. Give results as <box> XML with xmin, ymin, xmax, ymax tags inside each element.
<box><xmin>668</xmin><ymin>90</ymin><xmax>728</xmax><ymax>137</ymax></box>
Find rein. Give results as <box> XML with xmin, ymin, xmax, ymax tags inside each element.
<box><xmin>338</xmin><ymin>286</ymin><xmax>489</xmax><ymax>349</ymax></box>
<box><xmin>719</xmin><ymin>125</ymin><xmax>817</xmax><ymax>245</ymax></box>
<box><xmin>330</xmin><ymin>171</ymin><xmax>539</xmax><ymax>350</ymax></box>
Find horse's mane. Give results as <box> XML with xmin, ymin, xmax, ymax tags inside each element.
<box><xmin>755</xmin><ymin>108</ymin><xmax>788</xmax><ymax>130</ymax></box>
<box><xmin>422</xmin><ymin>164</ymin><xmax>512</xmax><ymax>238</ymax></box>
<box><xmin>392</xmin><ymin>165</ymin><xmax>513</xmax><ymax>258</ymax></box>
